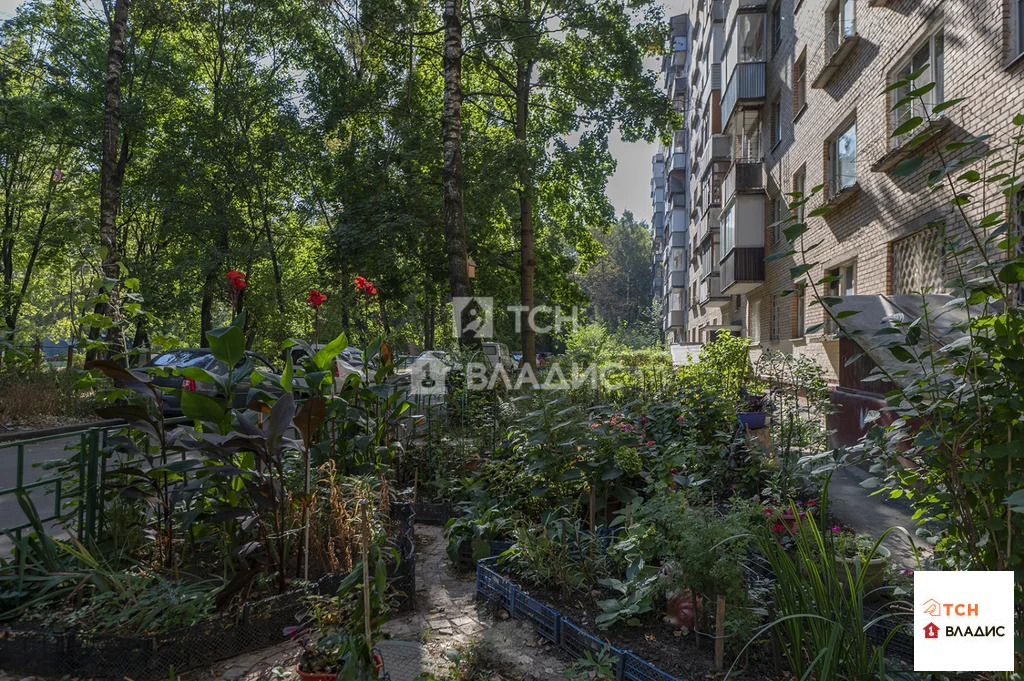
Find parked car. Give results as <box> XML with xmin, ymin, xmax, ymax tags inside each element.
<box><xmin>142</xmin><ymin>348</ymin><xmax>280</xmax><ymax>415</ymax></box>
<box><xmin>481</xmin><ymin>342</ymin><xmax>515</xmax><ymax>372</ymax></box>
<box><xmin>288</xmin><ymin>344</ymin><xmax>379</xmax><ymax>390</ymax></box>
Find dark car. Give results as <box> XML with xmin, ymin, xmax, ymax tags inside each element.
<box><xmin>143</xmin><ymin>349</ymin><xmax>280</xmax><ymax>415</ymax></box>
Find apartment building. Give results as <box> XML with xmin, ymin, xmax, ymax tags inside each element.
<box><xmin>651</xmin><ymin>13</ymin><xmax>691</xmax><ymax>344</ymax></box>
<box><xmin>656</xmin><ymin>0</ymin><xmax>1024</xmax><ymax>394</ymax></box>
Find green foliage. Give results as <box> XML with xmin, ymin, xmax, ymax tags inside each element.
<box><xmin>739</xmin><ymin>496</ymin><xmax>914</xmax><ymax>679</ymax></box>
<box><xmin>504</xmin><ymin>509</ymin><xmax>612</xmax><ymax>597</ymax></box>
<box><xmin>678</xmin><ymin>332</ymin><xmax>760</xmax><ymax>413</ymax></box>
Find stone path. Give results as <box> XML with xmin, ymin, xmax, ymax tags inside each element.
<box><xmin>171</xmin><ymin>525</ymin><xmax>566</xmax><ymax>681</ymax></box>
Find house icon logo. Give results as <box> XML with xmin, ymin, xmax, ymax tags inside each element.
<box><xmin>923</xmin><ymin>622</ymin><xmax>940</xmax><ymax>639</ymax></box>
<box><xmin>923</xmin><ymin>598</ymin><xmax>942</xmax><ymax>616</ymax></box>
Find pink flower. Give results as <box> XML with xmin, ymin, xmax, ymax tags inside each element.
<box><xmin>54</xmin><ymin>167</ymin><xmax>64</xmax><ymax>182</ymax></box>
<box><xmin>670</xmin><ymin>467</ymin><xmax>679</xmax><ymax>475</ymax></box>
<box><xmin>763</xmin><ymin>508</ymin><xmax>774</xmax><ymax>515</ymax></box>
<box><xmin>676</xmin><ymin>415</ymin><xmax>686</xmax><ymax>421</ymax></box>
<box><xmin>903</xmin><ymin>569</ymin><xmax>913</xmax><ymax>575</ymax></box>
<box><xmin>808</xmin><ymin>499</ymin><xmax>817</xmax><ymax>507</ymax></box>
<box><xmin>645</xmin><ymin>440</ymin><xmax>655</xmax><ymax>446</ymax></box>
<box><xmin>772</xmin><ymin>524</ymin><xmax>785</xmax><ymax>532</ymax></box>
<box><xmin>831</xmin><ymin>525</ymin><xmax>841</xmax><ymax>533</ymax></box>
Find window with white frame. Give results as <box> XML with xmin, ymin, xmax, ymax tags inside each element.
<box><xmin>721</xmin><ymin>204</ymin><xmax>735</xmax><ymax>255</ymax></box>
<box><xmin>891</xmin><ymin>28</ymin><xmax>945</xmax><ymax>148</ymax></box>
<box><xmin>771</xmin><ymin>195</ymin><xmax>784</xmax><ymax>245</ymax></box>
<box><xmin>770</xmin><ymin>293</ymin><xmax>781</xmax><ymax>341</ymax></box>
<box><xmin>828</xmin><ymin>119</ymin><xmax>857</xmax><ymax>196</ymax></box>
<box><xmin>825</xmin><ymin>261</ymin><xmax>855</xmax><ymax>333</ymax></box>
<box><xmin>794</xmin><ymin>285</ymin><xmax>806</xmax><ymax>338</ymax></box>
<box><xmin>750</xmin><ymin>299</ymin><xmax>762</xmax><ymax>344</ymax></box>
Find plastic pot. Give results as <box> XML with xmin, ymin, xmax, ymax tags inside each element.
<box><xmin>737</xmin><ymin>411</ymin><xmax>767</xmax><ymax>429</ymax></box>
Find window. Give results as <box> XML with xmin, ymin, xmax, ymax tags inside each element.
<box><xmin>770</xmin><ymin>293</ymin><xmax>782</xmax><ymax>341</ymax></box>
<box><xmin>771</xmin><ymin>2</ymin><xmax>782</xmax><ymax>55</ymax></box>
<box><xmin>671</xmin><ymin>290</ymin><xmax>684</xmax><ymax>311</ymax></box>
<box><xmin>825</xmin><ymin>262</ymin><xmax>856</xmax><ymax>333</ymax></box>
<box><xmin>892</xmin><ymin>29</ymin><xmax>945</xmax><ymax>148</ymax></box>
<box><xmin>793</xmin><ymin>285</ymin><xmax>806</xmax><ymax>338</ymax></box>
<box><xmin>771</xmin><ymin>195</ymin><xmax>785</xmax><ymax>245</ymax></box>
<box><xmin>750</xmin><ymin>300</ymin><xmax>762</xmax><ymax>344</ymax></box>
<box><xmin>833</xmin><ymin>0</ymin><xmax>855</xmax><ymax>39</ymax></box>
<box><xmin>793</xmin><ymin>166</ymin><xmax>806</xmax><ymax>224</ymax></box>
<box><xmin>890</xmin><ymin>227</ymin><xmax>944</xmax><ymax>294</ymax></box>
<box><xmin>672</xmin><ymin>247</ymin><xmax>684</xmax><ymax>269</ymax></box>
<box><xmin>770</xmin><ymin>95</ymin><xmax>782</xmax><ymax>148</ymax></box>
<box><xmin>793</xmin><ymin>51</ymin><xmax>807</xmax><ymax>117</ymax></box>
<box><xmin>828</xmin><ymin>119</ymin><xmax>857</xmax><ymax>196</ymax></box>
<box><xmin>721</xmin><ymin>204</ymin><xmax>735</xmax><ymax>255</ymax></box>
<box><xmin>1013</xmin><ymin>0</ymin><xmax>1024</xmax><ymax>61</ymax></box>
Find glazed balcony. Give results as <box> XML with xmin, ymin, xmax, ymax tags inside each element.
<box><xmin>721</xmin><ymin>61</ymin><xmax>765</xmax><ymax>129</ymax></box>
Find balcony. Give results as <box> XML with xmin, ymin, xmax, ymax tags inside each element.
<box><xmin>811</xmin><ymin>23</ymin><xmax>860</xmax><ymax>89</ymax></box>
<box><xmin>721</xmin><ymin>61</ymin><xmax>766</xmax><ymax>129</ymax></box>
<box><xmin>667</xmin><ymin>310</ymin><xmax>686</xmax><ymax>329</ymax></box>
<box><xmin>669</xmin><ymin>269</ymin><xmax>687</xmax><ymax>287</ymax></box>
<box><xmin>698</xmin><ymin>207</ymin><xmax>721</xmax><ymax>244</ymax></box>
<box><xmin>722</xmin><ymin>160</ymin><xmax>764</xmax><ymax>205</ymax></box>
<box><xmin>737</xmin><ymin>0</ymin><xmax>768</xmax><ymax>8</ymax></box>
<box><xmin>699</xmin><ymin>134</ymin><xmax>731</xmax><ymax>176</ymax></box>
<box><xmin>699</xmin><ymin>275</ymin><xmax>730</xmax><ymax>308</ymax></box>
<box><xmin>670</xmin><ymin>151</ymin><xmax>687</xmax><ymax>172</ymax></box>
<box><xmin>720</xmin><ymin>247</ymin><xmax>765</xmax><ymax>294</ymax></box>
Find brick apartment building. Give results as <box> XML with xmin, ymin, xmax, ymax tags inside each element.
<box><xmin>653</xmin><ymin>0</ymin><xmax>1024</xmax><ymax>398</ymax></box>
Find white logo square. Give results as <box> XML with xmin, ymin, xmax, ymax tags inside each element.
<box><xmin>913</xmin><ymin>570</ymin><xmax>1015</xmax><ymax>672</ymax></box>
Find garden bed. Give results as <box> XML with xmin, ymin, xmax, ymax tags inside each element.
<box><xmin>0</xmin><ymin>504</ymin><xmax>416</xmax><ymax>680</ymax></box>
<box><xmin>475</xmin><ymin>558</ymin><xmax>777</xmax><ymax>681</ymax></box>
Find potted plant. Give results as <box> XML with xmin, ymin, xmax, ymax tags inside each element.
<box><xmin>737</xmin><ymin>388</ymin><xmax>771</xmax><ymax>429</ymax></box>
<box><xmin>830</xmin><ymin>529</ymin><xmax>891</xmax><ymax>595</ymax></box>
<box><xmin>287</xmin><ymin>539</ymin><xmax>392</xmax><ymax>680</ymax></box>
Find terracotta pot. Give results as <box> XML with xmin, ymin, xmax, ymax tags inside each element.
<box><xmin>665</xmin><ymin>589</ymin><xmax>703</xmax><ymax>630</ymax></box>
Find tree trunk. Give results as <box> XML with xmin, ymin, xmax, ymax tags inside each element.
<box><xmin>515</xmin><ymin>17</ymin><xmax>536</xmax><ymax>369</ymax></box>
<box><xmin>441</xmin><ymin>0</ymin><xmax>473</xmax><ymax>344</ymax></box>
<box><xmin>96</xmin><ymin>0</ymin><xmax>130</xmax><ymax>362</ymax></box>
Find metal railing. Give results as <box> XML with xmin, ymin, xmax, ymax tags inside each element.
<box><xmin>822</xmin><ymin>20</ymin><xmax>855</xmax><ymax>64</ymax></box>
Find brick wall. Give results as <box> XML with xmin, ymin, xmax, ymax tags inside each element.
<box><xmin>736</xmin><ymin>0</ymin><xmax>1024</xmax><ymax>385</ymax></box>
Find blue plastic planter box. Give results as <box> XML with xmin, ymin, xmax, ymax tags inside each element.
<box><xmin>475</xmin><ymin>558</ymin><xmax>684</xmax><ymax>681</ymax></box>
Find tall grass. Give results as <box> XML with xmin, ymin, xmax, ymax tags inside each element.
<box><xmin>730</xmin><ymin>484</ymin><xmax>919</xmax><ymax>680</ymax></box>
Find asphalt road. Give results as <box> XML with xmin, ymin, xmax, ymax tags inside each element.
<box><xmin>0</xmin><ymin>434</ymin><xmax>81</xmax><ymax>554</ymax></box>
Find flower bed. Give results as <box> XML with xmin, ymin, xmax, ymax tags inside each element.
<box><xmin>0</xmin><ymin>504</ymin><xmax>416</xmax><ymax>680</ymax></box>
<box><xmin>475</xmin><ymin>557</ymin><xmax>681</xmax><ymax>681</ymax></box>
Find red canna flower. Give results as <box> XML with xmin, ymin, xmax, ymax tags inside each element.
<box><xmin>354</xmin><ymin>275</ymin><xmax>369</xmax><ymax>291</ymax></box>
<box><xmin>306</xmin><ymin>289</ymin><xmax>327</xmax><ymax>308</ymax></box>
<box><xmin>367</xmin><ymin>283</ymin><xmax>377</xmax><ymax>296</ymax></box>
<box><xmin>226</xmin><ymin>270</ymin><xmax>246</xmax><ymax>291</ymax></box>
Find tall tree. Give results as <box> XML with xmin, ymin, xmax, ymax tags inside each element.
<box><xmin>462</xmin><ymin>0</ymin><xmax>673</xmax><ymax>366</ymax></box>
<box><xmin>442</xmin><ymin>0</ymin><xmax>473</xmax><ymax>343</ymax></box>
<box><xmin>96</xmin><ymin>0</ymin><xmax>130</xmax><ymax>358</ymax></box>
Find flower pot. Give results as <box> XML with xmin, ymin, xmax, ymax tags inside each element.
<box><xmin>737</xmin><ymin>411</ymin><xmax>767</xmax><ymax>429</ymax></box>
<box><xmin>836</xmin><ymin>545</ymin><xmax>890</xmax><ymax>596</ymax></box>
<box><xmin>665</xmin><ymin>590</ymin><xmax>703</xmax><ymax>630</ymax></box>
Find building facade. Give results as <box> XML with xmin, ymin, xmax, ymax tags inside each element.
<box><xmin>653</xmin><ymin>0</ymin><xmax>1024</xmax><ymax>386</ymax></box>
<box><xmin>652</xmin><ymin>13</ymin><xmax>691</xmax><ymax>344</ymax></box>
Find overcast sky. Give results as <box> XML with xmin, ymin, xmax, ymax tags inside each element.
<box><xmin>0</xmin><ymin>0</ymin><xmax>681</xmax><ymax>226</ymax></box>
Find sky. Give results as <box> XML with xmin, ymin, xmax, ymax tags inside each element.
<box><xmin>0</xmin><ymin>0</ymin><xmax>679</xmax><ymax>226</ymax></box>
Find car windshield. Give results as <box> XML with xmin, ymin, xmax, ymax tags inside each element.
<box><xmin>149</xmin><ymin>350</ymin><xmax>214</xmax><ymax>369</ymax></box>
<box><xmin>483</xmin><ymin>346</ymin><xmax>497</xmax><ymax>355</ymax></box>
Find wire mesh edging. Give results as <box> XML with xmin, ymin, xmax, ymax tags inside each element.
<box><xmin>0</xmin><ymin>504</ymin><xmax>417</xmax><ymax>680</ymax></box>
<box><xmin>474</xmin><ymin>558</ymin><xmax>683</xmax><ymax>681</ymax></box>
